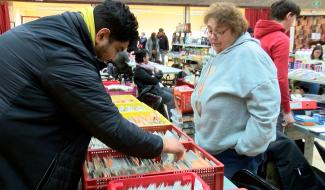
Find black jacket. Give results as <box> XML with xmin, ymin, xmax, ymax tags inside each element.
<box><xmin>133</xmin><ymin>65</ymin><xmax>163</xmax><ymax>97</ymax></box>
<box><xmin>158</xmin><ymin>35</ymin><xmax>169</xmax><ymax>51</ymax></box>
<box><xmin>0</xmin><ymin>12</ymin><xmax>162</xmax><ymax>190</ymax></box>
<box><xmin>266</xmin><ymin>131</ymin><xmax>325</xmax><ymax>190</ymax></box>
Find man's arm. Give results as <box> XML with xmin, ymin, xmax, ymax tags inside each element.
<box><xmin>41</xmin><ymin>58</ymin><xmax>163</xmax><ymax>158</ymax></box>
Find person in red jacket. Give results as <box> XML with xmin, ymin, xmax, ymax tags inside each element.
<box><xmin>254</xmin><ymin>0</ymin><xmax>300</xmax><ymax>129</ymax></box>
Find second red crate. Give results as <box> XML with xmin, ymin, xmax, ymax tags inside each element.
<box><xmin>107</xmin><ymin>172</ymin><xmax>210</xmax><ymax>190</ymax></box>
<box><xmin>83</xmin><ymin>142</ymin><xmax>224</xmax><ymax>190</ymax></box>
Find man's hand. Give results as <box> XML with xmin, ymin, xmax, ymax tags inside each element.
<box><xmin>282</xmin><ymin>111</ymin><xmax>295</xmax><ymax>128</ymax></box>
<box><xmin>162</xmin><ymin>137</ymin><xmax>185</xmax><ymax>160</ymax></box>
<box><xmin>154</xmin><ymin>68</ymin><xmax>161</xmax><ymax>73</ymax></box>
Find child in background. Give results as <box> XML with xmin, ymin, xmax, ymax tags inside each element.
<box><xmin>311</xmin><ymin>45</ymin><xmax>324</xmax><ymax>60</ymax></box>
<box><xmin>298</xmin><ymin>45</ymin><xmax>324</xmax><ymax>94</ymax></box>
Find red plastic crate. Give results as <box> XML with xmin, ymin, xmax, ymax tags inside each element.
<box><xmin>107</xmin><ymin>172</ymin><xmax>210</xmax><ymax>190</ymax></box>
<box><xmin>290</xmin><ymin>100</ymin><xmax>317</xmax><ymax>110</ymax></box>
<box><xmin>176</xmin><ymin>79</ymin><xmax>195</xmax><ymax>89</ymax></box>
<box><xmin>102</xmin><ymin>80</ymin><xmax>120</xmax><ymax>86</ymax></box>
<box><xmin>83</xmin><ymin>142</ymin><xmax>224</xmax><ymax>190</ymax></box>
<box><xmin>173</xmin><ymin>85</ymin><xmax>194</xmax><ymax>114</ymax></box>
<box><xmin>141</xmin><ymin>124</ymin><xmax>193</xmax><ymax>143</ymax></box>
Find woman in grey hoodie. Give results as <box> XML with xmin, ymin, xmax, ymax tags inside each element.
<box><xmin>191</xmin><ymin>2</ymin><xmax>281</xmax><ymax>178</ymax></box>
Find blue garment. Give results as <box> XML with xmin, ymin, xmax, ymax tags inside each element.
<box><xmin>214</xmin><ymin>149</ymin><xmax>262</xmax><ymax>178</ymax></box>
<box><xmin>191</xmin><ymin>32</ymin><xmax>281</xmax><ymax>157</ymax></box>
<box><xmin>300</xmin><ymin>81</ymin><xmax>320</xmax><ymax>94</ymax></box>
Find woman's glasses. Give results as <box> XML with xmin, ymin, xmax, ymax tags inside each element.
<box><xmin>205</xmin><ymin>28</ymin><xmax>229</xmax><ymax>38</ymax></box>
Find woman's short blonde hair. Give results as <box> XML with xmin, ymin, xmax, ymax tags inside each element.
<box><xmin>204</xmin><ymin>2</ymin><xmax>248</xmax><ymax>38</ymax></box>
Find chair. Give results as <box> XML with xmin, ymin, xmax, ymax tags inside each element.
<box><xmin>314</xmin><ymin>141</ymin><xmax>325</xmax><ymax>164</ymax></box>
<box><xmin>231</xmin><ymin>169</ymin><xmax>279</xmax><ymax>190</ymax></box>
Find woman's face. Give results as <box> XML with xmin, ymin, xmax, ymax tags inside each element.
<box><xmin>313</xmin><ymin>50</ymin><xmax>322</xmax><ymax>59</ymax></box>
<box><xmin>206</xmin><ymin>18</ymin><xmax>236</xmax><ymax>53</ymax></box>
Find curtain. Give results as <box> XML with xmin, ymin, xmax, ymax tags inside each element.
<box><xmin>245</xmin><ymin>8</ymin><xmax>270</xmax><ymax>29</ymax></box>
<box><xmin>0</xmin><ymin>1</ymin><xmax>10</xmax><ymax>35</ymax></box>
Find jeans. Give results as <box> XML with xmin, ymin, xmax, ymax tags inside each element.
<box><xmin>300</xmin><ymin>82</ymin><xmax>320</xmax><ymax>94</ymax></box>
<box><xmin>213</xmin><ymin>149</ymin><xmax>262</xmax><ymax>178</ymax></box>
<box><xmin>159</xmin><ymin>50</ymin><xmax>168</xmax><ymax>65</ymax></box>
<box><xmin>160</xmin><ymin>87</ymin><xmax>175</xmax><ymax>118</ymax></box>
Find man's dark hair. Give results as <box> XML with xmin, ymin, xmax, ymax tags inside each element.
<box><xmin>135</xmin><ymin>49</ymin><xmax>148</xmax><ymax>63</ymax></box>
<box><xmin>94</xmin><ymin>0</ymin><xmax>139</xmax><ymax>46</ymax></box>
<box><xmin>271</xmin><ymin>0</ymin><xmax>300</xmax><ymax>21</ymax></box>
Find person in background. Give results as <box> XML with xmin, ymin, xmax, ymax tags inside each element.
<box><xmin>157</xmin><ymin>28</ymin><xmax>169</xmax><ymax>65</ymax></box>
<box><xmin>311</xmin><ymin>45</ymin><xmax>324</xmax><ymax>60</ymax></box>
<box><xmin>138</xmin><ymin>32</ymin><xmax>147</xmax><ymax>49</ymax></box>
<box><xmin>0</xmin><ymin>1</ymin><xmax>185</xmax><ymax>189</ymax></box>
<box><xmin>111</xmin><ymin>51</ymin><xmax>133</xmax><ymax>82</ymax></box>
<box><xmin>146</xmin><ymin>32</ymin><xmax>159</xmax><ymax>62</ymax></box>
<box><xmin>133</xmin><ymin>49</ymin><xmax>175</xmax><ymax>118</ymax></box>
<box><xmin>254</xmin><ymin>0</ymin><xmax>300</xmax><ymax>129</ymax></box>
<box><xmin>191</xmin><ymin>2</ymin><xmax>280</xmax><ymax>178</ymax></box>
<box><xmin>297</xmin><ymin>45</ymin><xmax>324</xmax><ymax>94</ymax></box>
<box><xmin>172</xmin><ymin>32</ymin><xmax>178</xmax><ymax>44</ymax></box>
<box><xmin>254</xmin><ymin>2</ymin><xmax>325</xmax><ymax>189</ymax></box>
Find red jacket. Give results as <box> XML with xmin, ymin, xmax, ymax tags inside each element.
<box><xmin>254</xmin><ymin>20</ymin><xmax>291</xmax><ymax>113</ymax></box>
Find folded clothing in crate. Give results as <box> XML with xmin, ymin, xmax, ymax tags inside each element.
<box><xmin>107</xmin><ymin>172</ymin><xmax>210</xmax><ymax>190</ymax></box>
<box><xmin>105</xmin><ymin>84</ymin><xmax>137</xmax><ymax>96</ymax></box>
<box><xmin>110</xmin><ymin>95</ymin><xmax>139</xmax><ymax>104</ymax></box>
<box><xmin>115</xmin><ymin>102</ymin><xmax>153</xmax><ymax>113</ymax></box>
<box><xmin>142</xmin><ymin>125</ymin><xmax>193</xmax><ymax>143</ymax></box>
<box><xmin>121</xmin><ymin>111</ymin><xmax>170</xmax><ymax>127</ymax></box>
<box><xmin>83</xmin><ymin>142</ymin><xmax>224</xmax><ymax>190</ymax></box>
<box><xmin>88</xmin><ymin>125</ymin><xmax>193</xmax><ymax>149</ymax></box>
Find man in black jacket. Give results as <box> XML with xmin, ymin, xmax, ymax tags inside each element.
<box><xmin>157</xmin><ymin>28</ymin><xmax>169</xmax><ymax>65</ymax></box>
<box><xmin>0</xmin><ymin>1</ymin><xmax>185</xmax><ymax>189</ymax></box>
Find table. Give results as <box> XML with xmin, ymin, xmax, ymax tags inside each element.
<box><xmin>149</xmin><ymin>62</ymin><xmax>182</xmax><ymax>75</ymax></box>
<box><xmin>127</xmin><ymin>61</ymin><xmax>182</xmax><ymax>75</ymax></box>
<box><xmin>288</xmin><ymin>76</ymin><xmax>325</xmax><ymax>85</ymax></box>
<box><xmin>293</xmin><ymin>123</ymin><xmax>325</xmax><ymax>140</ymax></box>
<box><xmin>285</xmin><ymin>123</ymin><xmax>325</xmax><ymax>164</ymax></box>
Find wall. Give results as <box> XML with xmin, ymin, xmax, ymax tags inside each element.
<box><xmin>129</xmin><ymin>5</ymin><xmax>184</xmax><ymax>43</ymax></box>
<box><xmin>8</xmin><ymin>1</ymin><xmax>325</xmax><ymax>50</ymax></box>
<box><xmin>11</xmin><ymin>0</ymin><xmax>325</xmax><ymax>9</ymax></box>
<box><xmin>10</xmin><ymin>2</ymin><xmax>90</xmax><ymax>26</ymax></box>
<box><xmin>121</xmin><ymin>0</ymin><xmax>325</xmax><ymax>9</ymax></box>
